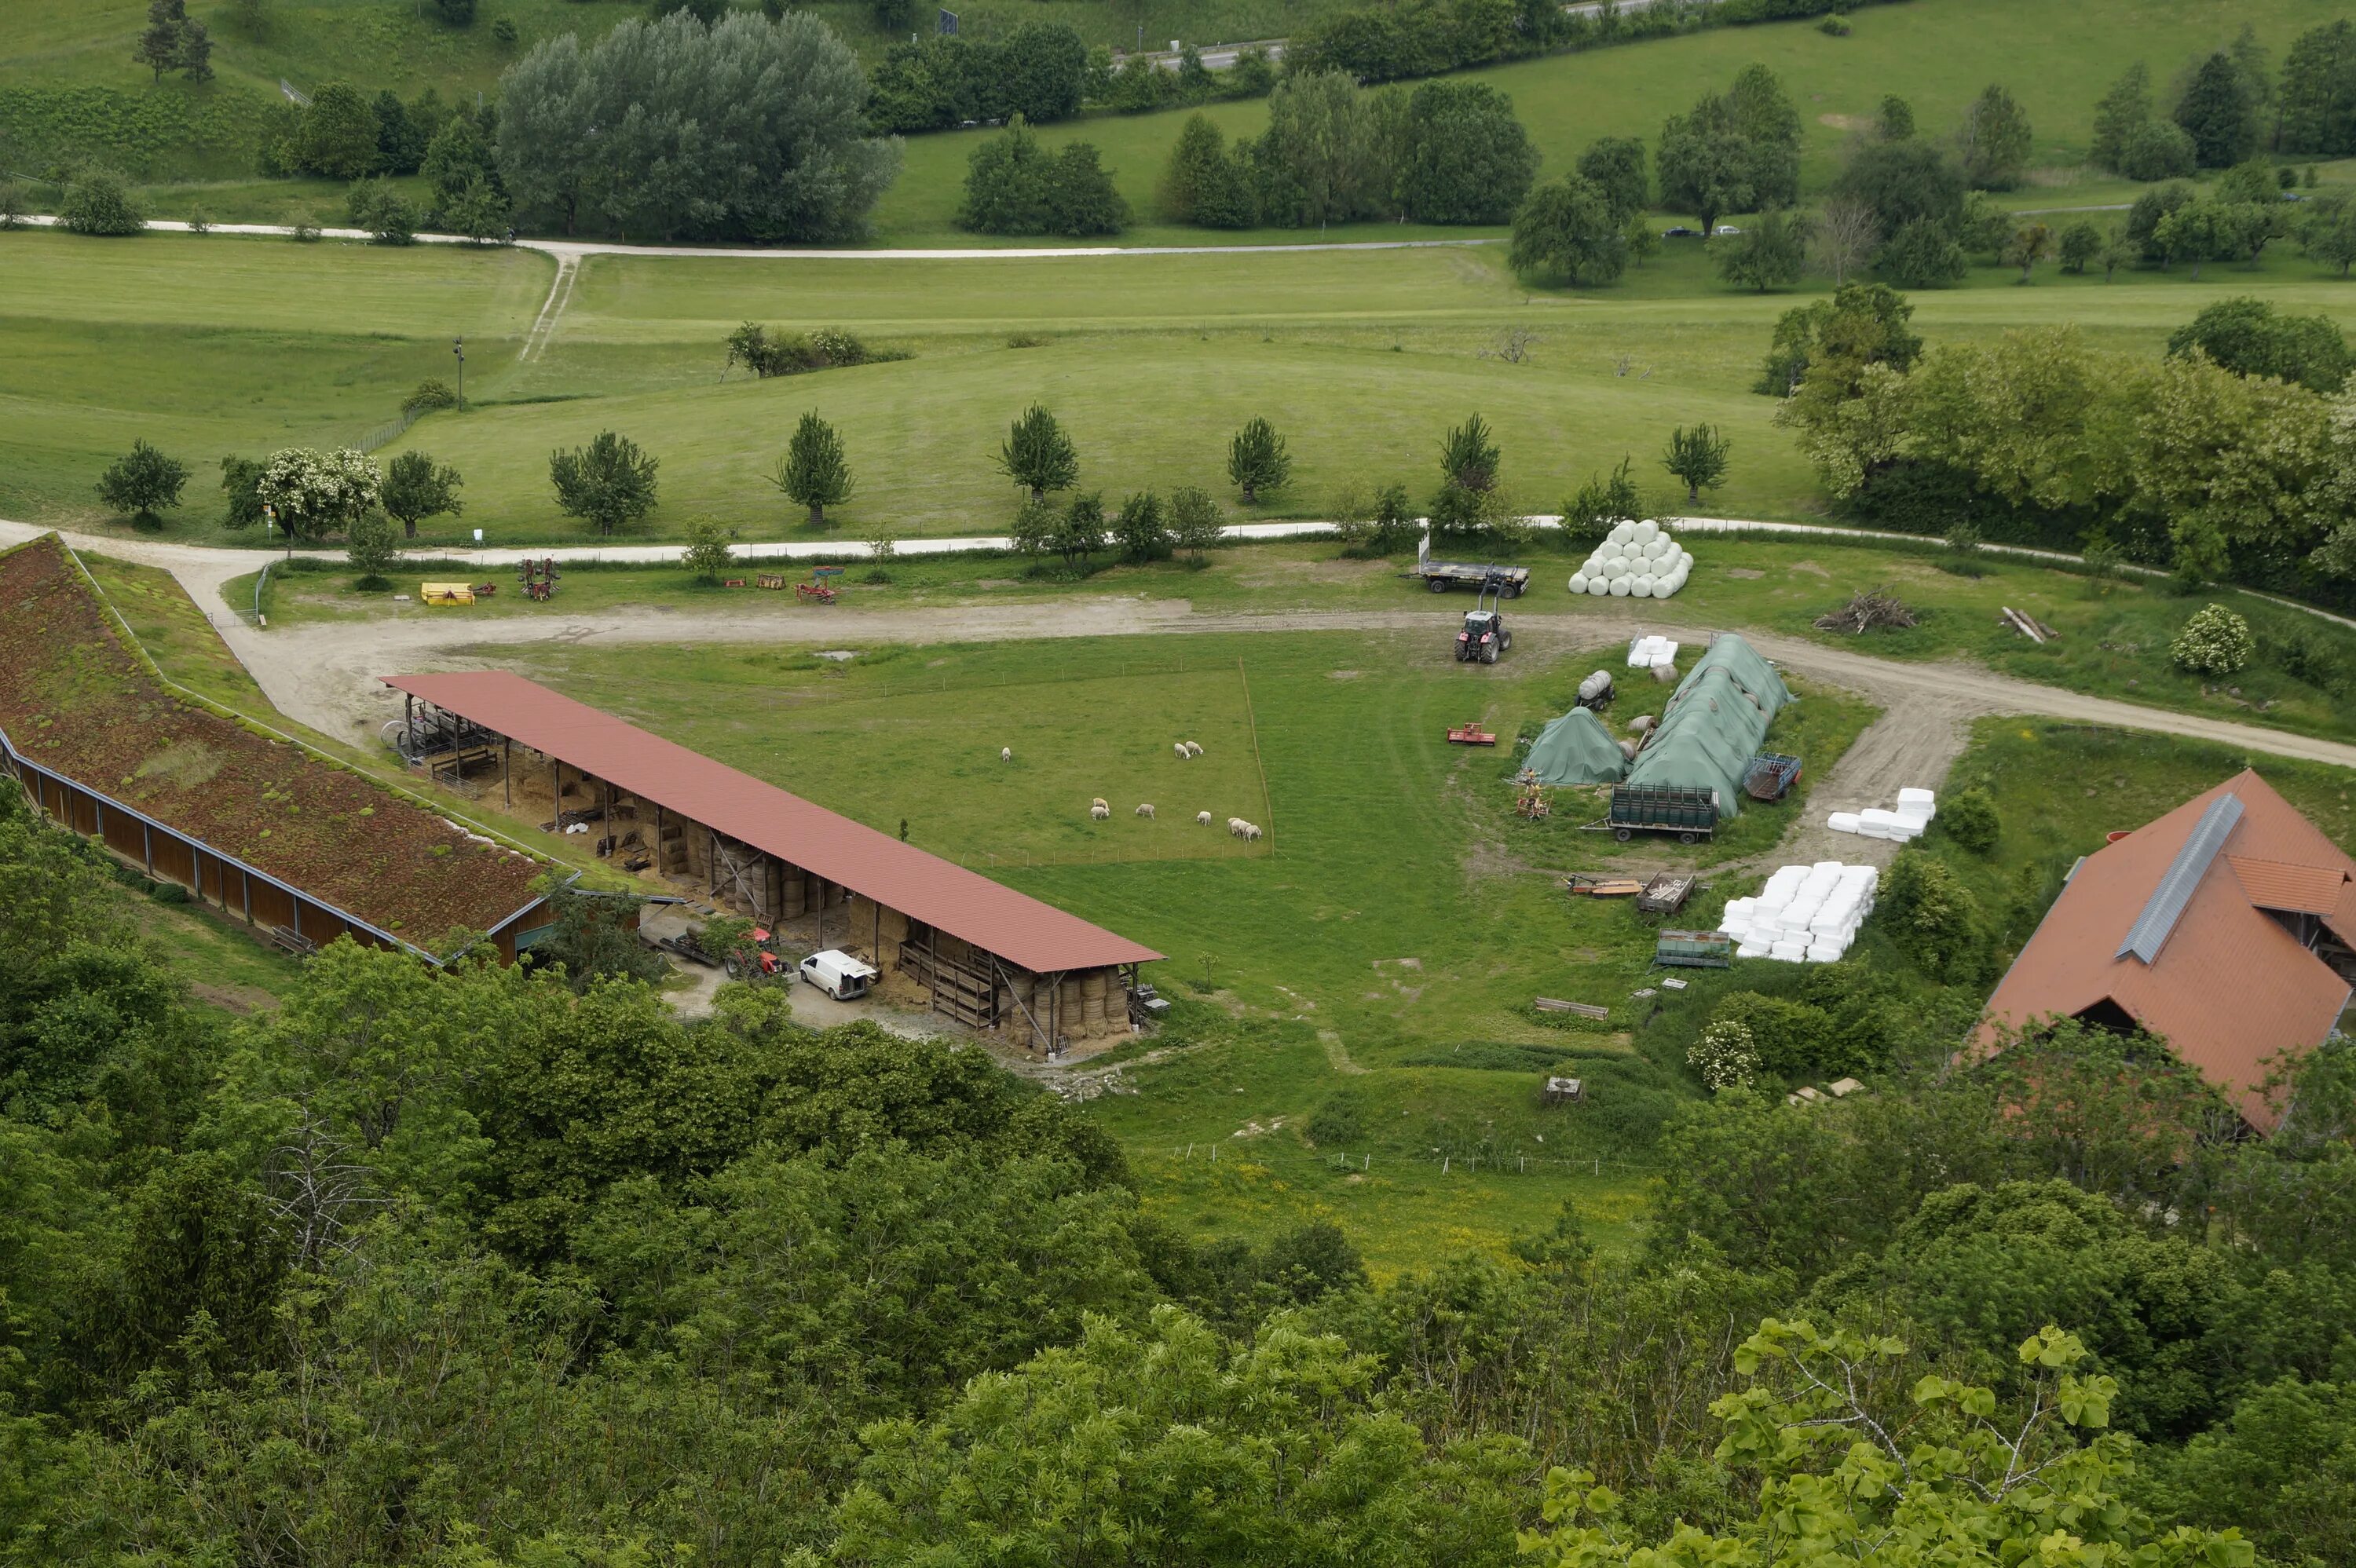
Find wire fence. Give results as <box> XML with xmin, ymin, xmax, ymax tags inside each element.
<box><xmin>356</xmin><ymin>404</ymin><xmax>424</xmax><ymax>453</ymax></box>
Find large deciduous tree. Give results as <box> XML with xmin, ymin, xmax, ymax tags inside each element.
<box><xmin>1392</xmin><ymin>81</ymin><xmax>1538</xmax><ymax>225</ymax></box>
<box><xmin>548</xmin><ymin>431</ymin><xmax>660</xmax><ymax>536</ymax></box>
<box><xmin>256</xmin><ymin>447</ymin><xmax>382</xmax><ymax>548</ymax></box>
<box><xmin>1509</xmin><ymin>176</ymin><xmax>1626</xmax><ymax>287</ymax></box>
<box><xmin>1956</xmin><ymin>82</ymin><xmax>2032</xmax><ymax>189</ymax></box>
<box><xmin>1575</xmin><ymin>136</ymin><xmax>1648</xmax><ymax>225</ymax></box>
<box><xmin>95</xmin><ymin>440</ymin><xmax>189</xmax><ymax>528</ymax></box>
<box><xmin>1713</xmin><ymin>209</ymin><xmax>1809</xmax><ymax>292</ymax></box>
<box><xmin>1256</xmin><ymin>69</ymin><xmax>1385</xmax><ymax>228</ymax></box>
<box><xmin>379</xmin><ymin>451</ymin><xmax>464</xmax><ymax>539</ymax></box>
<box><xmin>1658</xmin><ymin>66</ymin><xmax>1800</xmax><ymax>236</ymax></box>
<box><xmin>496</xmin><ymin>10</ymin><xmax>900</xmax><ymax>243</ymax></box>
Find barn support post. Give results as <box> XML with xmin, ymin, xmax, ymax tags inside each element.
<box><xmin>142</xmin><ymin>820</ymin><xmax>152</xmax><ymax>875</ymax></box>
<box><xmin>550</xmin><ymin>758</ymin><xmax>559</xmax><ymax>820</ymax></box>
<box><xmin>503</xmin><ymin>738</ymin><xmax>512</xmax><ymax>806</ymax></box>
<box><xmin>242</xmin><ymin>868</ymin><xmax>253</xmax><ymax>924</ymax></box>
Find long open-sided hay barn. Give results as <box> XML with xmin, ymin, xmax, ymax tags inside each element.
<box><xmin>0</xmin><ymin>535</ymin><xmax>551</xmax><ymax>964</ymax></box>
<box><xmin>382</xmin><ymin>671</ymin><xmax>1162</xmax><ymax>1049</ymax></box>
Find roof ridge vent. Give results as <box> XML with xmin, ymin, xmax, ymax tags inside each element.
<box><xmin>2116</xmin><ymin>792</ymin><xmax>2244</xmax><ymax>964</ymax></box>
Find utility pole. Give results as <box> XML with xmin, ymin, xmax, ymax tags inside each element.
<box><xmin>452</xmin><ymin>336</ymin><xmax>465</xmax><ymax>404</ymax></box>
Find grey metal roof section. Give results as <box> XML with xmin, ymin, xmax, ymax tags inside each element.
<box><xmin>2116</xmin><ymin>793</ymin><xmax>2244</xmax><ymax>964</ymax></box>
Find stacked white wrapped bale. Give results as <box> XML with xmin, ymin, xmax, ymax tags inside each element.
<box><xmin>1716</xmin><ymin>862</ymin><xmax>1879</xmax><ymax>963</ymax></box>
<box><xmin>1626</xmin><ymin>634</ymin><xmax>1681</xmax><ymax>670</ymax></box>
<box><xmin>1570</xmin><ymin>519</ymin><xmax>1698</xmax><ymax>599</ymax></box>
<box><xmin>1829</xmin><ymin>788</ymin><xmax>1936</xmax><ymax>839</ymax></box>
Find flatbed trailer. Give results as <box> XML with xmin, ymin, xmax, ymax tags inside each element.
<box><xmin>1407</xmin><ymin>531</ymin><xmax>1527</xmax><ymax>595</ymax></box>
<box><xmin>1410</xmin><ymin>560</ymin><xmax>1529</xmax><ymax>595</ymax></box>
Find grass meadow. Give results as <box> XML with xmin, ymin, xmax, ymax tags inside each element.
<box><xmin>12</xmin><ymin>225</ymin><xmax>2356</xmax><ymax>542</ymax></box>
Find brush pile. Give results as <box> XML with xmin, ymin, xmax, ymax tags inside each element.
<box><xmin>1814</xmin><ymin>589</ymin><xmax>1917</xmax><ymax>635</ymax></box>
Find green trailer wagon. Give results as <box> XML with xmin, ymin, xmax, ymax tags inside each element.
<box><xmin>1587</xmin><ymin>784</ymin><xmax>1719</xmax><ymax>844</ymax></box>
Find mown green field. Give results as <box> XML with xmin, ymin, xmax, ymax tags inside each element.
<box><xmin>13</xmin><ymin>225</ymin><xmax>2356</xmax><ymax>540</ymax></box>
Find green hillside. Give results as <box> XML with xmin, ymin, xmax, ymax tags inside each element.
<box><xmin>7</xmin><ymin>0</ymin><xmax>2351</xmax><ymax>233</ymax></box>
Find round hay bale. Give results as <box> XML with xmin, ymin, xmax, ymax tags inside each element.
<box><xmin>1629</xmin><ymin>714</ymin><xmax>1655</xmax><ymax>733</ymax></box>
<box><xmin>1568</xmin><ymin>573</ymin><xmax>1589</xmax><ymax>594</ymax></box>
<box><xmin>1587</xmin><ymin>576</ymin><xmax>1611</xmax><ymax>596</ymax></box>
<box><xmin>1619</xmin><ymin>737</ymin><xmax>1640</xmax><ymax>759</ymax></box>
<box><xmin>1631</xmin><ymin>578</ymin><xmax>1654</xmax><ymax>598</ymax></box>
<box><xmin>1633</xmin><ymin>521</ymin><xmax>1658</xmax><ymax>545</ymax></box>
<box><xmin>1604</xmin><ymin>557</ymin><xmax>1630</xmax><ymax>580</ymax></box>
<box><xmin>1608</xmin><ymin>521</ymin><xmax>1634</xmax><ymax>545</ymax></box>
<box><xmin>1652</xmin><ymin>660</ymin><xmax>1677</xmax><ymax>682</ymax></box>
<box><xmin>1609</xmin><ymin>576</ymin><xmax>1632</xmax><ymax>598</ymax></box>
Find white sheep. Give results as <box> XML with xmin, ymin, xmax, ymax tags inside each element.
<box><xmin>1243</xmin><ymin>822</ymin><xmax>1263</xmax><ymax>842</ymax></box>
<box><xmin>1091</xmin><ymin>803</ymin><xmax>1110</xmax><ymax>821</ymax></box>
<box><xmin>1174</xmin><ymin>742</ymin><xmax>1189</xmax><ymax>760</ymax></box>
<box><xmin>1227</xmin><ymin>817</ymin><xmax>1249</xmax><ymax>837</ymax></box>
<box><xmin>1184</xmin><ymin>741</ymin><xmax>1204</xmax><ymax>757</ymax></box>
<box><xmin>1136</xmin><ymin>803</ymin><xmax>1155</xmax><ymax>818</ymax></box>
<box><xmin>1092</xmin><ymin>797</ymin><xmax>1108</xmax><ymax>811</ymax></box>
<box><xmin>1001</xmin><ymin>747</ymin><xmax>1012</xmax><ymax>762</ymax></box>
<box><xmin>1196</xmin><ymin>810</ymin><xmax>1213</xmax><ymax>826</ymax></box>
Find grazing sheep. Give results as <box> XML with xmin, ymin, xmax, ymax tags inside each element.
<box><xmin>1136</xmin><ymin>803</ymin><xmax>1155</xmax><ymax>818</ymax></box>
<box><xmin>1174</xmin><ymin>742</ymin><xmax>1189</xmax><ymax>759</ymax></box>
<box><xmin>1091</xmin><ymin>803</ymin><xmax>1110</xmax><ymax>821</ymax></box>
<box><xmin>1002</xmin><ymin>747</ymin><xmax>1012</xmax><ymax>762</ymax></box>
<box><xmin>1196</xmin><ymin>810</ymin><xmax>1213</xmax><ymax>826</ymax></box>
<box><xmin>1227</xmin><ymin>817</ymin><xmax>1249</xmax><ymax>837</ymax></box>
<box><xmin>1183</xmin><ymin>741</ymin><xmax>1204</xmax><ymax>757</ymax></box>
<box><xmin>1243</xmin><ymin>822</ymin><xmax>1262</xmax><ymax>842</ymax></box>
<box><xmin>1092</xmin><ymin>797</ymin><xmax>1108</xmax><ymax>811</ymax></box>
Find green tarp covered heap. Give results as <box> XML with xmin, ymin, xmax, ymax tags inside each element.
<box><xmin>1620</xmin><ymin>634</ymin><xmax>1792</xmax><ymax>818</ymax></box>
<box><xmin>1523</xmin><ymin>707</ymin><xmax>1627</xmax><ymax>786</ymax></box>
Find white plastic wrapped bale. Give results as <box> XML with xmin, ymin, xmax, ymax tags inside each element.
<box><xmin>1568</xmin><ymin>573</ymin><xmax>1589</xmax><ymax>593</ymax></box>
<box><xmin>1770</xmin><ymin>939</ymin><xmax>1809</xmax><ymax>961</ymax></box>
<box><xmin>1897</xmin><ymin>788</ymin><xmax>1937</xmax><ymax>815</ymax></box>
<box><xmin>1806</xmin><ymin>940</ymin><xmax>1846</xmax><ymax>963</ymax></box>
<box><xmin>1633</xmin><ymin>576</ymin><xmax>1655</xmax><ymax>598</ymax></box>
<box><xmin>1826</xmin><ymin>811</ymin><xmax>1863</xmax><ymax>834</ymax></box>
<box><xmin>1589</xmin><ymin>576</ymin><xmax>1611</xmax><ymax>597</ymax></box>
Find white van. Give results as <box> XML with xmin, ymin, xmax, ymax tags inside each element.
<box><xmin>799</xmin><ymin>948</ymin><xmax>878</xmax><ymax>1000</ymax></box>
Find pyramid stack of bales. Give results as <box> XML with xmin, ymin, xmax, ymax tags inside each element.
<box><xmin>1570</xmin><ymin>520</ymin><xmax>1694</xmax><ymax>599</ymax></box>
<box><xmin>1715</xmin><ymin>861</ymin><xmax>1879</xmax><ymax>962</ymax></box>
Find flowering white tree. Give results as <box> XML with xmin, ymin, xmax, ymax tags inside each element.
<box><xmin>256</xmin><ymin>448</ymin><xmax>382</xmax><ymax>549</ymax></box>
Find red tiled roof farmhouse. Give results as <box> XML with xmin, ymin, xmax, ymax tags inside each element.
<box><xmin>382</xmin><ymin>671</ymin><xmax>1162</xmax><ymax>975</ymax></box>
<box><xmin>1981</xmin><ymin>770</ymin><xmax>2356</xmax><ymax>1130</ymax></box>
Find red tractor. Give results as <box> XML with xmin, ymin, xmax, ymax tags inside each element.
<box><xmin>1454</xmin><ymin>580</ymin><xmax>1513</xmax><ymax>663</ymax></box>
